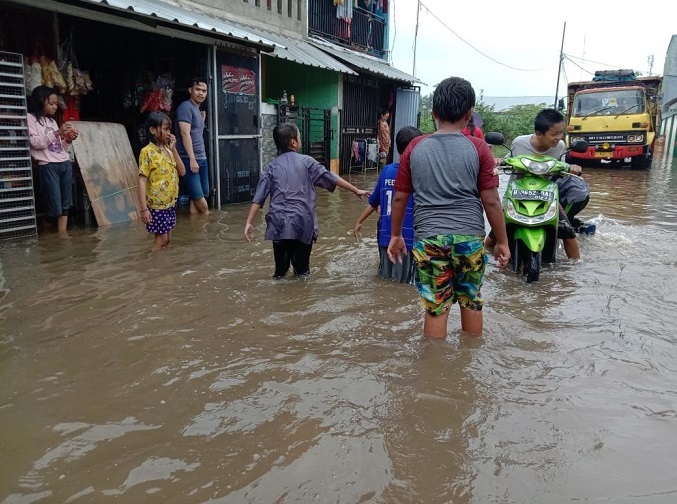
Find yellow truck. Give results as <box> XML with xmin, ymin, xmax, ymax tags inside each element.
<box><xmin>565</xmin><ymin>70</ymin><xmax>662</xmax><ymax>169</ymax></box>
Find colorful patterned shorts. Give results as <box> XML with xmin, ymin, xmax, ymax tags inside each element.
<box><xmin>146</xmin><ymin>205</ymin><xmax>177</xmax><ymax>235</ymax></box>
<box><xmin>412</xmin><ymin>234</ymin><xmax>486</xmax><ymax>316</ymax></box>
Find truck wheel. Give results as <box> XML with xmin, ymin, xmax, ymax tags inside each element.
<box><xmin>525</xmin><ymin>250</ymin><xmax>541</xmax><ymax>283</ymax></box>
<box><xmin>631</xmin><ymin>154</ymin><xmax>651</xmax><ymax>170</ymax></box>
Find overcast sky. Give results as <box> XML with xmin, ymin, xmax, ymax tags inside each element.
<box><xmin>389</xmin><ymin>0</ymin><xmax>675</xmax><ymax>98</ymax></box>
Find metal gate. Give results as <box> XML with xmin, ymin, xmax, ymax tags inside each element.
<box><xmin>301</xmin><ymin>107</ymin><xmax>331</xmax><ymax>166</ymax></box>
<box><xmin>278</xmin><ymin>106</ymin><xmax>331</xmax><ymax>166</ymax></box>
<box><xmin>339</xmin><ymin>77</ymin><xmax>380</xmax><ymax>174</ymax></box>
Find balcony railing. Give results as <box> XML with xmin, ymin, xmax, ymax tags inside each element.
<box><xmin>308</xmin><ymin>1</ymin><xmax>386</xmax><ymax>59</ymax></box>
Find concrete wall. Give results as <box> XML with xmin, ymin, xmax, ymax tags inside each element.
<box><xmin>661</xmin><ymin>35</ymin><xmax>677</xmax><ymax>118</ymax></box>
<box><xmin>182</xmin><ymin>0</ymin><xmax>306</xmax><ymax>37</ymax></box>
<box><xmin>659</xmin><ymin>35</ymin><xmax>677</xmax><ymax>161</ymax></box>
<box><xmin>260</xmin><ymin>104</ymin><xmax>278</xmax><ymax>169</ymax></box>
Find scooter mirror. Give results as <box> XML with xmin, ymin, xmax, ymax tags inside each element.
<box><xmin>484</xmin><ymin>132</ymin><xmax>505</xmax><ymax>146</ymax></box>
<box><xmin>570</xmin><ymin>140</ymin><xmax>589</xmax><ymax>153</ymax></box>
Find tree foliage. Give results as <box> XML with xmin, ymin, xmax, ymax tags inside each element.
<box><xmin>417</xmin><ymin>91</ymin><xmax>551</xmax><ymax>148</ymax></box>
<box><xmin>419</xmin><ymin>92</ymin><xmax>434</xmax><ymax>134</ymax></box>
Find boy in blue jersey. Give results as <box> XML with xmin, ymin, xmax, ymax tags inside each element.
<box><xmin>353</xmin><ymin>126</ymin><xmax>422</xmax><ymax>283</ymax></box>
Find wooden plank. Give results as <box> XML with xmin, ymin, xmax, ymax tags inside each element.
<box><xmin>69</xmin><ymin>121</ymin><xmax>140</xmax><ymax>226</ymax></box>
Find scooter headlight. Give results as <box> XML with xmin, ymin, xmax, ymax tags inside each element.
<box><xmin>522</xmin><ymin>158</ymin><xmax>556</xmax><ymax>175</ymax></box>
<box><xmin>506</xmin><ymin>200</ymin><xmax>559</xmax><ymax>225</ymax></box>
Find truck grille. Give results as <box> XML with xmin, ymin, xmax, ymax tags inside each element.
<box><xmin>586</xmin><ymin>133</ymin><xmax>628</xmax><ymax>143</ymax></box>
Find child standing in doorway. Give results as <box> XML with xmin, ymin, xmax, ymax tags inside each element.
<box><xmin>27</xmin><ymin>85</ymin><xmax>79</xmax><ymax>235</ymax></box>
<box><xmin>245</xmin><ymin>122</ymin><xmax>370</xmax><ymax>278</ymax></box>
<box><xmin>138</xmin><ymin>111</ymin><xmax>186</xmax><ymax>251</ymax></box>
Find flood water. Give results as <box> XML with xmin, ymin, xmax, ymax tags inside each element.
<box><xmin>2</xmin><ymin>156</ymin><xmax>677</xmax><ymax>503</ymax></box>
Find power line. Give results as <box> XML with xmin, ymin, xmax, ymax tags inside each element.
<box><xmin>564</xmin><ymin>53</ymin><xmax>629</xmax><ymax>71</ymax></box>
<box><xmin>562</xmin><ymin>55</ymin><xmax>593</xmax><ymax>77</ymax></box>
<box><xmin>418</xmin><ymin>0</ymin><xmax>550</xmax><ymax>72</ymax></box>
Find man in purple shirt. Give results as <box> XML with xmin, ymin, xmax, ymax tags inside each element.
<box><xmin>245</xmin><ymin>122</ymin><xmax>370</xmax><ymax>278</ymax></box>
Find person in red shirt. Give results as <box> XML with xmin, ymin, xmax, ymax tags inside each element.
<box><xmin>461</xmin><ymin>114</ymin><xmax>484</xmax><ymax>139</ymax></box>
<box><xmin>388</xmin><ymin>77</ymin><xmax>509</xmax><ymax>338</ymax></box>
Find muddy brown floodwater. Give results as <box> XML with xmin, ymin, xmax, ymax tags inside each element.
<box><xmin>1</xmin><ymin>157</ymin><xmax>677</xmax><ymax>503</ymax></box>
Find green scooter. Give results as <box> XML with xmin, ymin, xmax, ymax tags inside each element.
<box><xmin>485</xmin><ymin>132</ymin><xmax>589</xmax><ymax>283</ymax></box>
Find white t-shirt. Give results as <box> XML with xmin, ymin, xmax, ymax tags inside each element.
<box><xmin>511</xmin><ymin>134</ymin><xmax>565</xmax><ymax>159</ymax></box>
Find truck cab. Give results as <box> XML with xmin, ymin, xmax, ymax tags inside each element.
<box><xmin>565</xmin><ymin>70</ymin><xmax>662</xmax><ymax>169</ymax></box>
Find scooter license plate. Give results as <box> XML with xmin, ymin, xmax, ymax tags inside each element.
<box><xmin>511</xmin><ymin>189</ymin><xmax>554</xmax><ymax>201</ymax></box>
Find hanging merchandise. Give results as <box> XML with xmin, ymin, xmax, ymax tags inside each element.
<box><xmin>58</xmin><ymin>33</ymin><xmax>94</xmax><ymax>96</ymax></box>
<box><xmin>140</xmin><ymin>74</ymin><xmax>174</xmax><ymax>113</ymax></box>
<box><xmin>72</xmin><ymin>68</ymin><xmax>93</xmax><ymax>95</ymax></box>
<box><xmin>39</xmin><ymin>56</ymin><xmax>67</xmax><ymax>93</ymax></box>
<box><xmin>24</xmin><ymin>61</ymin><xmax>42</xmax><ymax>94</ymax></box>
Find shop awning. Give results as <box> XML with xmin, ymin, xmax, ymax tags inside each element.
<box><xmin>254</xmin><ymin>31</ymin><xmax>357</xmax><ymax>75</ymax></box>
<box><xmin>79</xmin><ymin>0</ymin><xmax>277</xmax><ymax>49</ymax></box>
<box><xmin>8</xmin><ymin>0</ymin><xmax>277</xmax><ymax>50</ymax></box>
<box><xmin>310</xmin><ymin>39</ymin><xmax>422</xmax><ymax>84</ymax></box>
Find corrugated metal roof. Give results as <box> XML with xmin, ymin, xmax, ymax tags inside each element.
<box><xmin>256</xmin><ymin>30</ymin><xmax>357</xmax><ymax>75</ymax></box>
<box><xmin>79</xmin><ymin>0</ymin><xmax>277</xmax><ymax>49</ymax></box>
<box><xmin>310</xmin><ymin>40</ymin><xmax>422</xmax><ymax>84</ymax></box>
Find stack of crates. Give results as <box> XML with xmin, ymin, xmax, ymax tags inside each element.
<box><xmin>0</xmin><ymin>51</ymin><xmax>37</xmax><ymax>239</ymax></box>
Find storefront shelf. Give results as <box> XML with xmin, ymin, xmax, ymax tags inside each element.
<box><xmin>0</xmin><ymin>223</ymin><xmax>38</xmax><ymax>238</ymax></box>
<box><xmin>0</xmin><ymin>204</ymin><xmax>33</xmax><ymax>213</ymax></box>
<box><xmin>0</xmin><ymin>213</ymin><xmax>35</xmax><ymax>224</ymax></box>
<box><xmin>0</xmin><ymin>51</ymin><xmax>36</xmax><ymax>239</ymax></box>
<box><xmin>0</xmin><ymin>195</ymin><xmax>34</xmax><ymax>204</ymax></box>
<box><xmin>0</xmin><ymin>54</ymin><xmax>23</xmax><ymax>66</ymax></box>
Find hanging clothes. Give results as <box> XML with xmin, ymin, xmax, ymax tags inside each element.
<box><xmin>336</xmin><ymin>0</ymin><xmax>353</xmax><ymax>39</ymax></box>
<box><xmin>336</xmin><ymin>0</ymin><xmax>353</xmax><ymax>19</ymax></box>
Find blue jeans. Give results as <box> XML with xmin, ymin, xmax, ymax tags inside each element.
<box><xmin>181</xmin><ymin>157</ymin><xmax>209</xmax><ymax>200</ymax></box>
<box><xmin>39</xmin><ymin>161</ymin><xmax>72</xmax><ymax>219</ymax></box>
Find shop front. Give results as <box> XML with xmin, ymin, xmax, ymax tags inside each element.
<box><xmin>0</xmin><ymin>0</ymin><xmax>273</xmax><ymax>230</ymax></box>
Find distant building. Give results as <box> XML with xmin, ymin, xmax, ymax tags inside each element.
<box><xmin>660</xmin><ymin>35</ymin><xmax>677</xmax><ymax>160</ymax></box>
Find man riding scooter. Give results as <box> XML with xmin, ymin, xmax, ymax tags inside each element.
<box><xmin>485</xmin><ymin>108</ymin><xmax>594</xmax><ymax>259</ymax></box>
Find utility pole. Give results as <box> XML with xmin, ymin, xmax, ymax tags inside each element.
<box><xmin>647</xmin><ymin>54</ymin><xmax>654</xmax><ymax>75</ymax></box>
<box><xmin>413</xmin><ymin>0</ymin><xmax>420</xmax><ymax>76</ymax></box>
<box><xmin>553</xmin><ymin>22</ymin><xmax>566</xmax><ymax>110</ymax></box>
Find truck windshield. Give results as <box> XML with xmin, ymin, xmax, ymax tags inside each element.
<box><xmin>573</xmin><ymin>89</ymin><xmax>645</xmax><ymax>118</ymax></box>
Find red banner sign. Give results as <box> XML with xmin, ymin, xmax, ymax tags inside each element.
<box><xmin>221</xmin><ymin>65</ymin><xmax>256</xmax><ymax>96</ymax></box>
